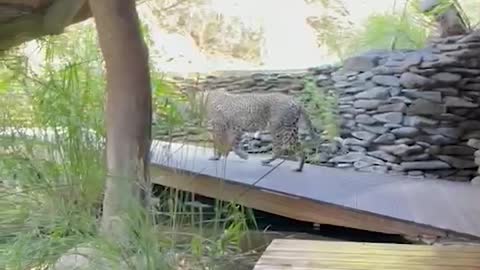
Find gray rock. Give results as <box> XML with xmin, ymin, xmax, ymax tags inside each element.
<box><xmin>359</xmin><ymin>124</ymin><xmax>389</xmax><ymax>134</ymax></box>
<box><xmin>355</xmin><ymin>114</ymin><xmax>377</xmax><ymax>125</ymax></box>
<box><xmin>434</xmin><ymin>113</ymin><xmax>465</xmax><ymax>121</ymax></box>
<box><xmin>401</xmin><ymin>90</ymin><xmax>442</xmax><ymax>103</ymax></box>
<box><xmin>471</xmin><ymin>176</ymin><xmax>480</xmax><ymax>185</ymax></box>
<box><xmin>389</xmin><ymin>87</ymin><xmax>402</xmax><ymax>96</ymax></box>
<box><xmin>400</xmin><ymin>72</ymin><xmax>433</xmax><ymax>88</ymax></box>
<box><xmin>53</xmin><ymin>247</ymin><xmax>120</xmax><ymax>270</ymax></box>
<box><xmin>422</xmin><ymin>127</ymin><xmax>463</xmax><ymax>139</ymax></box>
<box><xmin>406</xmin><ymin>99</ymin><xmax>446</xmax><ymax>115</ymax></box>
<box><xmin>444</xmin><ymin>96</ymin><xmax>479</xmax><ymax>108</ymax></box>
<box><xmin>402</xmin><ymin>53</ymin><xmax>423</xmax><ymax>67</ymax></box>
<box><xmin>349</xmin><ymin>145</ymin><xmax>368</xmax><ymax>152</ymax></box>
<box><xmin>467</xmin><ymin>138</ymin><xmax>480</xmax><ymax>149</ymax></box>
<box><xmin>461</xmin><ymin>83</ymin><xmax>480</xmax><ymax>91</ymax></box>
<box><xmin>368</xmin><ymin>150</ymin><xmax>399</xmax><ymax>162</ymax></box>
<box><xmin>435</xmin><ymin>87</ymin><xmax>458</xmax><ymax>96</ymax></box>
<box><xmin>418</xmin><ymin>135</ymin><xmax>458</xmax><ymax>145</ymax></box>
<box><xmin>343</xmin><ymin>138</ymin><xmax>371</xmax><ymax>147</ymax></box>
<box><xmin>391</xmin><ymin>127</ymin><xmax>419</xmax><ymax>138</ymax></box>
<box><xmin>341</xmin><ymin>119</ymin><xmax>356</xmax><ymax>129</ymax></box>
<box><xmin>431</xmin><ymin>72</ymin><xmax>462</xmax><ymax>84</ymax></box>
<box><xmin>373</xmin><ymin>133</ymin><xmax>396</xmax><ymax>144</ymax></box>
<box><xmin>339</xmin><ymin>106</ymin><xmax>359</xmax><ymax>114</ymax></box>
<box><xmin>409</xmin><ymin>66</ymin><xmax>437</xmax><ymax>76</ymax></box>
<box><xmin>445</xmin><ymin>67</ymin><xmax>480</xmax><ymax>76</ymax></box>
<box><xmin>424</xmin><ymin>173</ymin><xmax>440</xmax><ymax>179</ymax></box>
<box><xmin>354</xmin><ymin>156</ymin><xmax>386</xmax><ymax>168</ymax></box>
<box><xmin>343</xmin><ymin>55</ymin><xmax>379</xmax><ymax>72</ymax></box>
<box><xmin>334</xmin><ymin>81</ymin><xmax>353</xmax><ymax>88</ymax></box>
<box><xmin>372</xmin><ymin>66</ymin><xmax>407</xmax><ymax>75</ymax></box>
<box><xmin>358</xmin><ymin>71</ymin><xmax>374</xmax><ymax>81</ymax></box>
<box><xmin>402</xmin><ymin>153</ymin><xmax>431</xmax><ymax>161</ymax></box>
<box><xmin>389</xmin><ymin>96</ymin><xmax>413</xmax><ymax>104</ymax></box>
<box><xmin>373</xmin><ymin>112</ymin><xmax>403</xmax><ymax>124</ymax></box>
<box><xmin>408</xmin><ymin>170</ymin><xmax>424</xmax><ymax>176</ymax></box>
<box><xmin>379</xmin><ymin>144</ymin><xmax>423</xmax><ymax>157</ymax></box>
<box><xmin>451</xmin><ymin>108</ymin><xmax>469</xmax><ymax>116</ymax></box>
<box><xmin>344</xmin><ymin>86</ymin><xmax>367</xmax><ymax>94</ymax></box>
<box><xmin>354</xmin><ymin>99</ymin><xmax>383</xmax><ymax>109</ymax></box>
<box><xmin>354</xmin><ymin>87</ymin><xmax>390</xmax><ymax>99</ymax></box>
<box><xmin>352</xmin><ymin>131</ymin><xmax>377</xmax><ymax>142</ymax></box>
<box><xmin>440</xmin><ymin>145</ymin><xmax>475</xmax><ymax>156</ymax></box>
<box><xmin>420</xmin><ymin>55</ymin><xmax>456</xmax><ymax>68</ymax></box>
<box><xmin>463</xmin><ymin>130</ymin><xmax>480</xmax><ymax>140</ymax></box>
<box><xmin>401</xmin><ymin>161</ymin><xmax>451</xmax><ymax>170</ymax></box>
<box><xmin>395</xmin><ymin>138</ymin><xmax>415</xmax><ymax>145</ymax></box>
<box><xmin>329</xmin><ymin>152</ymin><xmax>366</xmax><ymax>163</ymax></box>
<box><xmin>436</xmin><ymin>155</ymin><xmax>477</xmax><ymax>169</ymax></box>
<box><xmin>384</xmin><ymin>123</ymin><xmax>403</xmax><ymax>129</ymax></box>
<box><xmin>336</xmin><ymin>163</ymin><xmax>354</xmax><ymax>168</ymax></box>
<box><xmin>377</xmin><ymin>103</ymin><xmax>407</xmax><ymax>113</ymax></box>
<box><xmin>403</xmin><ymin>116</ymin><xmax>438</xmax><ymax>128</ymax></box>
<box><xmin>372</xmin><ymin>75</ymin><xmax>401</xmax><ymax>87</ymax></box>
<box><xmin>358</xmin><ymin>165</ymin><xmax>389</xmax><ymax>174</ymax></box>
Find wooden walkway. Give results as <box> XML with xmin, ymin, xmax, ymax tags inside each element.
<box><xmin>5</xmin><ymin>128</ymin><xmax>480</xmax><ymax>239</ymax></box>
<box><xmin>254</xmin><ymin>239</ymin><xmax>480</xmax><ymax>270</ymax></box>
<box><xmin>150</xmin><ymin>141</ymin><xmax>480</xmax><ymax>240</ymax></box>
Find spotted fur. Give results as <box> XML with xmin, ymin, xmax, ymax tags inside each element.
<box><xmin>200</xmin><ymin>88</ymin><xmax>318</xmax><ymax>172</ymax></box>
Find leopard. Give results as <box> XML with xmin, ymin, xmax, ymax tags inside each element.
<box><xmin>193</xmin><ymin>88</ymin><xmax>319</xmax><ymax>172</ymax></box>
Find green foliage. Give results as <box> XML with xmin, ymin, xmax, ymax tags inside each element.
<box><xmin>305</xmin><ymin>0</ymin><xmax>354</xmax><ymax>60</ymax></box>
<box><xmin>0</xmin><ymin>22</ymin><xmax>255</xmax><ymax>270</ymax></box>
<box><xmin>346</xmin><ymin>12</ymin><xmax>429</xmax><ymax>55</ymax></box>
<box><xmin>297</xmin><ymin>77</ymin><xmax>339</xmax><ymax>141</ymax></box>
<box><xmin>147</xmin><ymin>0</ymin><xmax>264</xmax><ymax>63</ymax></box>
<box><xmin>152</xmin><ymin>76</ymin><xmax>187</xmax><ymax>135</ymax></box>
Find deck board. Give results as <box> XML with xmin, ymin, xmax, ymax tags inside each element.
<box><xmin>253</xmin><ymin>239</ymin><xmax>480</xmax><ymax>270</ymax></box>
<box><xmin>150</xmin><ymin>141</ymin><xmax>480</xmax><ymax>239</ymax></box>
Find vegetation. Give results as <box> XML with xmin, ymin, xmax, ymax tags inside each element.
<box><xmin>145</xmin><ymin>0</ymin><xmax>264</xmax><ymax>64</ymax></box>
<box><xmin>298</xmin><ymin>77</ymin><xmax>339</xmax><ymax>141</ymax></box>
<box><xmin>1</xmin><ymin>0</ymin><xmax>479</xmax><ymax>268</ymax></box>
<box><xmin>307</xmin><ymin>0</ymin><xmax>479</xmax><ymax>59</ymax></box>
<box><xmin>0</xmin><ymin>21</ymin><xmax>256</xmax><ymax>269</ymax></box>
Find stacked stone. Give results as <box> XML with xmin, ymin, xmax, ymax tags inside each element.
<box><xmin>468</xmin><ymin>138</ymin><xmax>480</xmax><ymax>185</ymax></box>
<box><xmin>330</xmin><ymin>31</ymin><xmax>480</xmax><ymax>182</ymax></box>
<box><xmin>163</xmin><ymin>32</ymin><xmax>480</xmax><ymax>182</ymax></box>
<box><xmin>169</xmin><ymin>66</ymin><xmax>338</xmax><ymax>94</ymax></box>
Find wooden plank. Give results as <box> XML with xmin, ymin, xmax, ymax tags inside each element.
<box><xmin>150</xmin><ymin>141</ymin><xmax>480</xmax><ymax>239</ymax></box>
<box><xmin>254</xmin><ymin>239</ymin><xmax>480</xmax><ymax>270</ymax></box>
<box><xmin>151</xmin><ymin>168</ymin><xmax>448</xmax><ymax>238</ymax></box>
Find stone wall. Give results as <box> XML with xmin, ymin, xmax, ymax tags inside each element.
<box><xmin>168</xmin><ymin>30</ymin><xmax>480</xmax><ymax>183</ymax></box>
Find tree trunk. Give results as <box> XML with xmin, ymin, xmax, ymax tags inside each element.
<box><xmin>88</xmin><ymin>0</ymin><xmax>152</xmax><ymax>239</ymax></box>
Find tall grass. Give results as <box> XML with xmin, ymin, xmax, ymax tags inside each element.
<box><xmin>0</xmin><ymin>22</ymin><xmax>256</xmax><ymax>270</ymax></box>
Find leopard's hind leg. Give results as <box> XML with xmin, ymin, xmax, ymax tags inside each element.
<box><xmin>294</xmin><ymin>140</ymin><xmax>306</xmax><ymax>172</ymax></box>
<box><xmin>261</xmin><ymin>132</ymin><xmax>283</xmax><ymax>166</ymax></box>
<box><xmin>232</xmin><ymin>129</ymin><xmax>249</xmax><ymax>160</ymax></box>
<box><xmin>209</xmin><ymin>125</ymin><xmax>231</xmax><ymax>160</ymax></box>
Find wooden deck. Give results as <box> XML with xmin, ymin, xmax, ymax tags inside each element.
<box><xmin>254</xmin><ymin>239</ymin><xmax>480</xmax><ymax>270</ymax></box>
<box><xmin>150</xmin><ymin>141</ymin><xmax>480</xmax><ymax>240</ymax></box>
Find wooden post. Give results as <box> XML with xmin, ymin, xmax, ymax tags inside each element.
<box><xmin>88</xmin><ymin>0</ymin><xmax>152</xmax><ymax>239</ymax></box>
